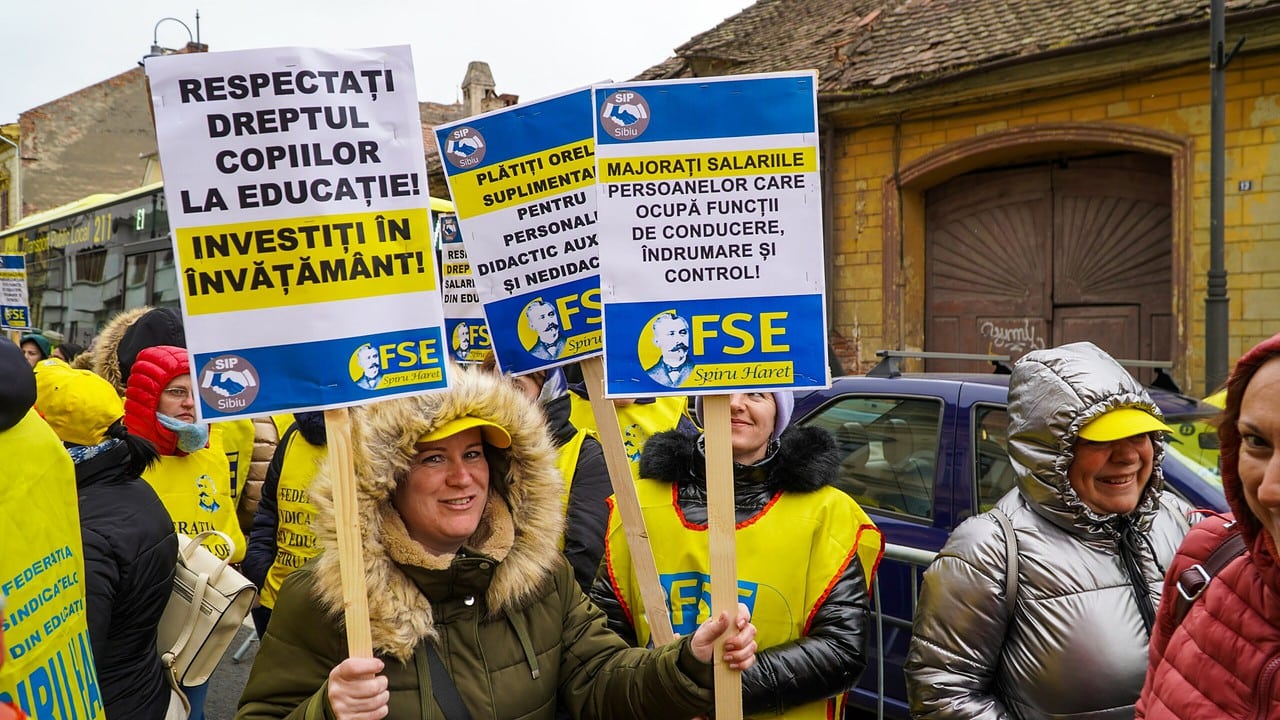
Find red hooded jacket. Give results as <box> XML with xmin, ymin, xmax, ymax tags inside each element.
<box><xmin>124</xmin><ymin>344</ymin><xmax>190</xmax><ymax>456</ymax></box>
<box><xmin>1137</xmin><ymin>333</ymin><xmax>1280</xmax><ymax>719</ymax></box>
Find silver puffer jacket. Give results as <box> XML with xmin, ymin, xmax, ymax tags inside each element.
<box><xmin>906</xmin><ymin>342</ymin><xmax>1193</xmax><ymax>720</ymax></box>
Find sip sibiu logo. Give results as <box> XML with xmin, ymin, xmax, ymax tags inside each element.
<box><xmin>443</xmin><ymin>126</ymin><xmax>486</xmax><ymax>169</ymax></box>
<box><xmin>198</xmin><ymin>355</ymin><xmax>260</xmax><ymax>413</ymax></box>
<box><xmin>600</xmin><ymin>90</ymin><xmax>651</xmax><ymax>141</ymax></box>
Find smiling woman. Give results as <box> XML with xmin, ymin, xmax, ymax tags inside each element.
<box><xmin>235</xmin><ymin>367</ymin><xmax>758</xmax><ymax>720</ymax></box>
<box><xmin>906</xmin><ymin>342</ymin><xmax>1194</xmax><ymax>720</ymax></box>
<box><xmin>1138</xmin><ymin>332</ymin><xmax>1280</xmax><ymax>717</ymax></box>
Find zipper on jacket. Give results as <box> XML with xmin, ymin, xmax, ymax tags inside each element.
<box><xmin>1253</xmin><ymin>652</ymin><xmax>1280</xmax><ymax>720</ymax></box>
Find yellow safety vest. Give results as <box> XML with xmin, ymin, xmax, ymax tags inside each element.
<box><xmin>0</xmin><ymin>410</ymin><xmax>105</xmax><ymax>719</ymax></box>
<box><xmin>215</xmin><ymin>418</ymin><xmax>255</xmax><ymax>504</ymax></box>
<box><xmin>142</xmin><ymin>425</ymin><xmax>246</xmax><ymax>562</ymax></box>
<box><xmin>553</xmin><ymin>427</ymin><xmax>596</xmax><ymax>550</ymax></box>
<box><xmin>568</xmin><ymin>395</ymin><xmax>689</xmax><ymax>480</ymax></box>
<box><xmin>604</xmin><ymin>477</ymin><xmax>884</xmax><ymax>720</ymax></box>
<box><xmin>261</xmin><ymin>431</ymin><xmax>326</xmax><ymax>608</ymax></box>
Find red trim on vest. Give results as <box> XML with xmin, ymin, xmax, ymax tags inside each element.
<box><xmin>673</xmin><ymin>482</ymin><xmax>785</xmax><ymax>531</ymax></box>
<box><xmin>603</xmin><ymin>496</ymin><xmax>637</xmax><ymax>634</ymax></box>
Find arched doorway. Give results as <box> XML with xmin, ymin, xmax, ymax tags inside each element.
<box><xmin>924</xmin><ymin>152</ymin><xmax>1173</xmax><ymax>373</ymax></box>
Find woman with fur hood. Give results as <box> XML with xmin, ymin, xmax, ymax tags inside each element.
<box><xmin>235</xmin><ymin>368</ymin><xmax>758</xmax><ymax>720</ymax></box>
<box><xmin>590</xmin><ymin>391</ymin><xmax>883</xmax><ymax>719</ymax></box>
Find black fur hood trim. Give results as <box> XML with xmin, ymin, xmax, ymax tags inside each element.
<box><xmin>639</xmin><ymin>424</ymin><xmax>839</xmax><ymax>495</ymax></box>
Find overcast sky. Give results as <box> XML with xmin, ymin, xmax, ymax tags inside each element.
<box><xmin>1</xmin><ymin>0</ymin><xmax>757</xmax><ymax>124</ymax></box>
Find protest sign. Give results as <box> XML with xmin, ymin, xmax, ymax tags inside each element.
<box><xmin>434</xmin><ymin>88</ymin><xmax>600</xmax><ymax>375</ymax></box>
<box><xmin>146</xmin><ymin>45</ymin><xmax>447</xmax><ymax>422</ymax></box>
<box><xmin>437</xmin><ymin>214</ymin><xmax>491</xmax><ymax>363</ymax></box>
<box><xmin>593</xmin><ymin>72</ymin><xmax>828</xmax><ymax>398</ymax></box>
<box><xmin>0</xmin><ymin>254</ymin><xmax>31</xmax><ymax>330</ymax></box>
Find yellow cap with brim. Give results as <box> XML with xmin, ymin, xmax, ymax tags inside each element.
<box><xmin>34</xmin><ymin>360</ymin><xmax>126</xmax><ymax>446</ymax></box>
<box><xmin>1078</xmin><ymin>407</ymin><xmax>1173</xmax><ymax>442</ymax></box>
<box><xmin>417</xmin><ymin>416</ymin><xmax>512</xmax><ymax>448</ymax></box>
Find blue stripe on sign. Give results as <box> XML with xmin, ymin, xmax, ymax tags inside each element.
<box><xmin>193</xmin><ymin>326</ymin><xmax>448</xmax><ymax>418</ymax></box>
<box><xmin>594</xmin><ymin>75</ymin><xmax>816</xmax><ymax>146</ymax></box>
<box><xmin>435</xmin><ymin>89</ymin><xmax>594</xmax><ymax>177</ymax></box>
<box><xmin>0</xmin><ymin>255</ymin><xmax>25</xmax><ymax>270</ymax></box>
<box><xmin>483</xmin><ymin>273</ymin><xmax>602</xmax><ymax>374</ymax></box>
<box><xmin>603</xmin><ymin>294</ymin><xmax>825</xmax><ymax>396</ymax></box>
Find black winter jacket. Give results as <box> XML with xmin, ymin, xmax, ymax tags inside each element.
<box><xmin>77</xmin><ymin>441</ymin><xmax>177</xmax><ymax>720</ymax></box>
<box><xmin>590</xmin><ymin>425</ymin><xmax>871</xmax><ymax>716</ymax></box>
<box><xmin>543</xmin><ymin>393</ymin><xmax>611</xmax><ymax>592</ymax></box>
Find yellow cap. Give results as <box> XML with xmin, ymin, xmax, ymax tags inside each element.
<box><xmin>417</xmin><ymin>416</ymin><xmax>512</xmax><ymax>448</ymax></box>
<box><xmin>1078</xmin><ymin>407</ymin><xmax>1173</xmax><ymax>442</ymax></box>
<box><xmin>34</xmin><ymin>360</ymin><xmax>125</xmax><ymax>446</ymax></box>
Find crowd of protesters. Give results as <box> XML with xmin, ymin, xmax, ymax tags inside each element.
<box><xmin>3</xmin><ymin>313</ymin><xmax>1279</xmax><ymax>720</ymax></box>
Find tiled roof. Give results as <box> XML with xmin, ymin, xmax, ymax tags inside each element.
<box><xmin>638</xmin><ymin>0</ymin><xmax>1280</xmax><ymax>94</ymax></box>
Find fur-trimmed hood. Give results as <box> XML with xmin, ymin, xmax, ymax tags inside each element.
<box><xmin>640</xmin><ymin>424</ymin><xmax>840</xmax><ymax>498</ymax></box>
<box><xmin>89</xmin><ymin>306</ymin><xmax>154</xmax><ymax>395</ymax></box>
<box><xmin>307</xmin><ymin>367</ymin><xmax>566</xmax><ymax>661</ymax></box>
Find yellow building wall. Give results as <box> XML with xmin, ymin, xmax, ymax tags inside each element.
<box><xmin>830</xmin><ymin>51</ymin><xmax>1280</xmax><ymax>394</ymax></box>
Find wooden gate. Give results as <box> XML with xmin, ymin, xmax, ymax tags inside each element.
<box><xmin>924</xmin><ymin>153</ymin><xmax>1172</xmax><ymax>374</ymax></box>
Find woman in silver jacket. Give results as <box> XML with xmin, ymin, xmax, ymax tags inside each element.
<box><xmin>905</xmin><ymin>341</ymin><xmax>1194</xmax><ymax>719</ymax></box>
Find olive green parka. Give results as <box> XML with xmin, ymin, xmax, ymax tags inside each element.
<box><xmin>235</xmin><ymin>367</ymin><xmax>715</xmax><ymax>720</ymax></box>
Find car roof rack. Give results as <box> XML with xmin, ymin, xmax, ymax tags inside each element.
<box><xmin>1113</xmin><ymin>358</ymin><xmax>1183</xmax><ymax>395</ymax></box>
<box><xmin>869</xmin><ymin>350</ymin><xmax>1012</xmax><ymax>378</ymax></box>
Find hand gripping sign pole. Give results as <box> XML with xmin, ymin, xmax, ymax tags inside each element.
<box><xmin>700</xmin><ymin>395</ymin><xmax>742</xmax><ymax>718</ymax></box>
<box><xmin>580</xmin><ymin>357</ymin><xmax>674</xmax><ymax>644</ymax></box>
<box><xmin>325</xmin><ymin>407</ymin><xmax>373</xmax><ymax>656</ymax></box>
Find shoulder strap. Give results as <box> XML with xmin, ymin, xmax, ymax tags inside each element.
<box><xmin>1171</xmin><ymin>527</ymin><xmax>1247</xmax><ymax>627</ymax></box>
<box><xmin>425</xmin><ymin>641</ymin><xmax>473</xmax><ymax>720</ymax></box>
<box><xmin>989</xmin><ymin>508</ymin><xmax>1018</xmax><ymax>617</ymax></box>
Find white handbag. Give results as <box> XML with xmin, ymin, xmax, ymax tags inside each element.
<box><xmin>157</xmin><ymin>530</ymin><xmax>257</xmax><ymax>687</ymax></box>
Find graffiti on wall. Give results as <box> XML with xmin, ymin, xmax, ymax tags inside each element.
<box><xmin>978</xmin><ymin>318</ymin><xmax>1047</xmax><ymax>355</ymax></box>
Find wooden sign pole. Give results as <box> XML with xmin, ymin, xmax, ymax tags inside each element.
<box><xmin>579</xmin><ymin>357</ymin><xmax>674</xmax><ymax>644</ymax></box>
<box><xmin>701</xmin><ymin>394</ymin><xmax>742</xmax><ymax>718</ymax></box>
<box><xmin>324</xmin><ymin>407</ymin><xmax>373</xmax><ymax>657</ymax></box>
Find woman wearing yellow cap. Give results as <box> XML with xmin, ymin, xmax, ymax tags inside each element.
<box><xmin>236</xmin><ymin>367</ymin><xmax>757</xmax><ymax>720</ymax></box>
<box><xmin>906</xmin><ymin>342</ymin><xmax>1194</xmax><ymax>720</ymax></box>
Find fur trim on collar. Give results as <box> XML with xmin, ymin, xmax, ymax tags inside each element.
<box><xmin>307</xmin><ymin>367</ymin><xmax>565</xmax><ymax>661</ymax></box>
<box><xmin>89</xmin><ymin>306</ymin><xmax>153</xmax><ymax>395</ymax></box>
<box><xmin>639</xmin><ymin>425</ymin><xmax>839</xmax><ymax>494</ymax></box>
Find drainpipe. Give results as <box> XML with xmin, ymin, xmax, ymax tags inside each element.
<box><xmin>1206</xmin><ymin>0</ymin><xmax>1243</xmax><ymax>392</ymax></box>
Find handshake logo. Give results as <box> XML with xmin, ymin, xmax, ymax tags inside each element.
<box><xmin>197</xmin><ymin>354</ymin><xmax>262</xmax><ymax>413</ymax></box>
<box><xmin>443</xmin><ymin>126</ymin><xmax>487</xmax><ymax>169</ymax></box>
<box><xmin>600</xmin><ymin>90</ymin><xmax>651</xmax><ymax>141</ymax></box>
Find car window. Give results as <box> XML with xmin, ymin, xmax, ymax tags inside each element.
<box><xmin>802</xmin><ymin>396</ymin><xmax>942</xmax><ymax>519</ymax></box>
<box><xmin>974</xmin><ymin>405</ymin><xmax>1015</xmax><ymax>512</ymax></box>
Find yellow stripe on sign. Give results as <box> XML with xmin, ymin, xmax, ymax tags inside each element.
<box><xmin>450</xmin><ymin>140</ymin><xmax>596</xmax><ymax>218</ymax></box>
<box><xmin>442</xmin><ymin>262</ymin><xmax>473</xmax><ymax>277</ymax></box>
<box><xmin>176</xmin><ymin>208</ymin><xmax>436</xmax><ymax>315</ymax></box>
<box><xmin>688</xmin><ymin>361</ymin><xmax>795</xmax><ymax>387</ymax></box>
<box><xmin>600</xmin><ymin>147</ymin><xmax>816</xmax><ymax>182</ymax></box>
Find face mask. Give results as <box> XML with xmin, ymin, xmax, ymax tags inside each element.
<box><xmin>157</xmin><ymin>413</ymin><xmax>210</xmax><ymax>453</ymax></box>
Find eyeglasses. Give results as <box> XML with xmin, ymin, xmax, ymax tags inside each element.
<box><xmin>163</xmin><ymin>387</ymin><xmax>193</xmax><ymax>400</ymax></box>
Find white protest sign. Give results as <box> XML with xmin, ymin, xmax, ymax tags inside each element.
<box><xmin>437</xmin><ymin>214</ymin><xmax>491</xmax><ymax>363</ymax></box>
<box><xmin>434</xmin><ymin>88</ymin><xmax>600</xmax><ymax>375</ymax></box>
<box><xmin>146</xmin><ymin>46</ymin><xmax>448</xmax><ymax>421</ymax></box>
<box><xmin>0</xmin><ymin>254</ymin><xmax>32</xmax><ymax>330</ymax></box>
<box><xmin>593</xmin><ymin>72</ymin><xmax>828</xmax><ymax>397</ymax></box>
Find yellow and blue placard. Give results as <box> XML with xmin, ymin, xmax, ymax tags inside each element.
<box><xmin>435</xmin><ymin>88</ymin><xmax>601</xmax><ymax>375</ymax></box>
<box><xmin>593</xmin><ymin>72</ymin><xmax>829</xmax><ymax>397</ymax></box>
<box><xmin>0</xmin><ymin>254</ymin><xmax>31</xmax><ymax>330</ymax></box>
<box><xmin>438</xmin><ymin>214</ymin><xmax>491</xmax><ymax>364</ymax></box>
<box><xmin>146</xmin><ymin>45</ymin><xmax>449</xmax><ymax>420</ymax></box>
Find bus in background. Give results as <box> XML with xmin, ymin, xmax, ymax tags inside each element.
<box><xmin>0</xmin><ymin>183</ymin><xmax>452</xmax><ymax>345</ymax></box>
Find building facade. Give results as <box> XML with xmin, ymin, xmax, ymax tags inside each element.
<box><xmin>643</xmin><ymin>0</ymin><xmax>1280</xmax><ymax>395</ymax></box>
